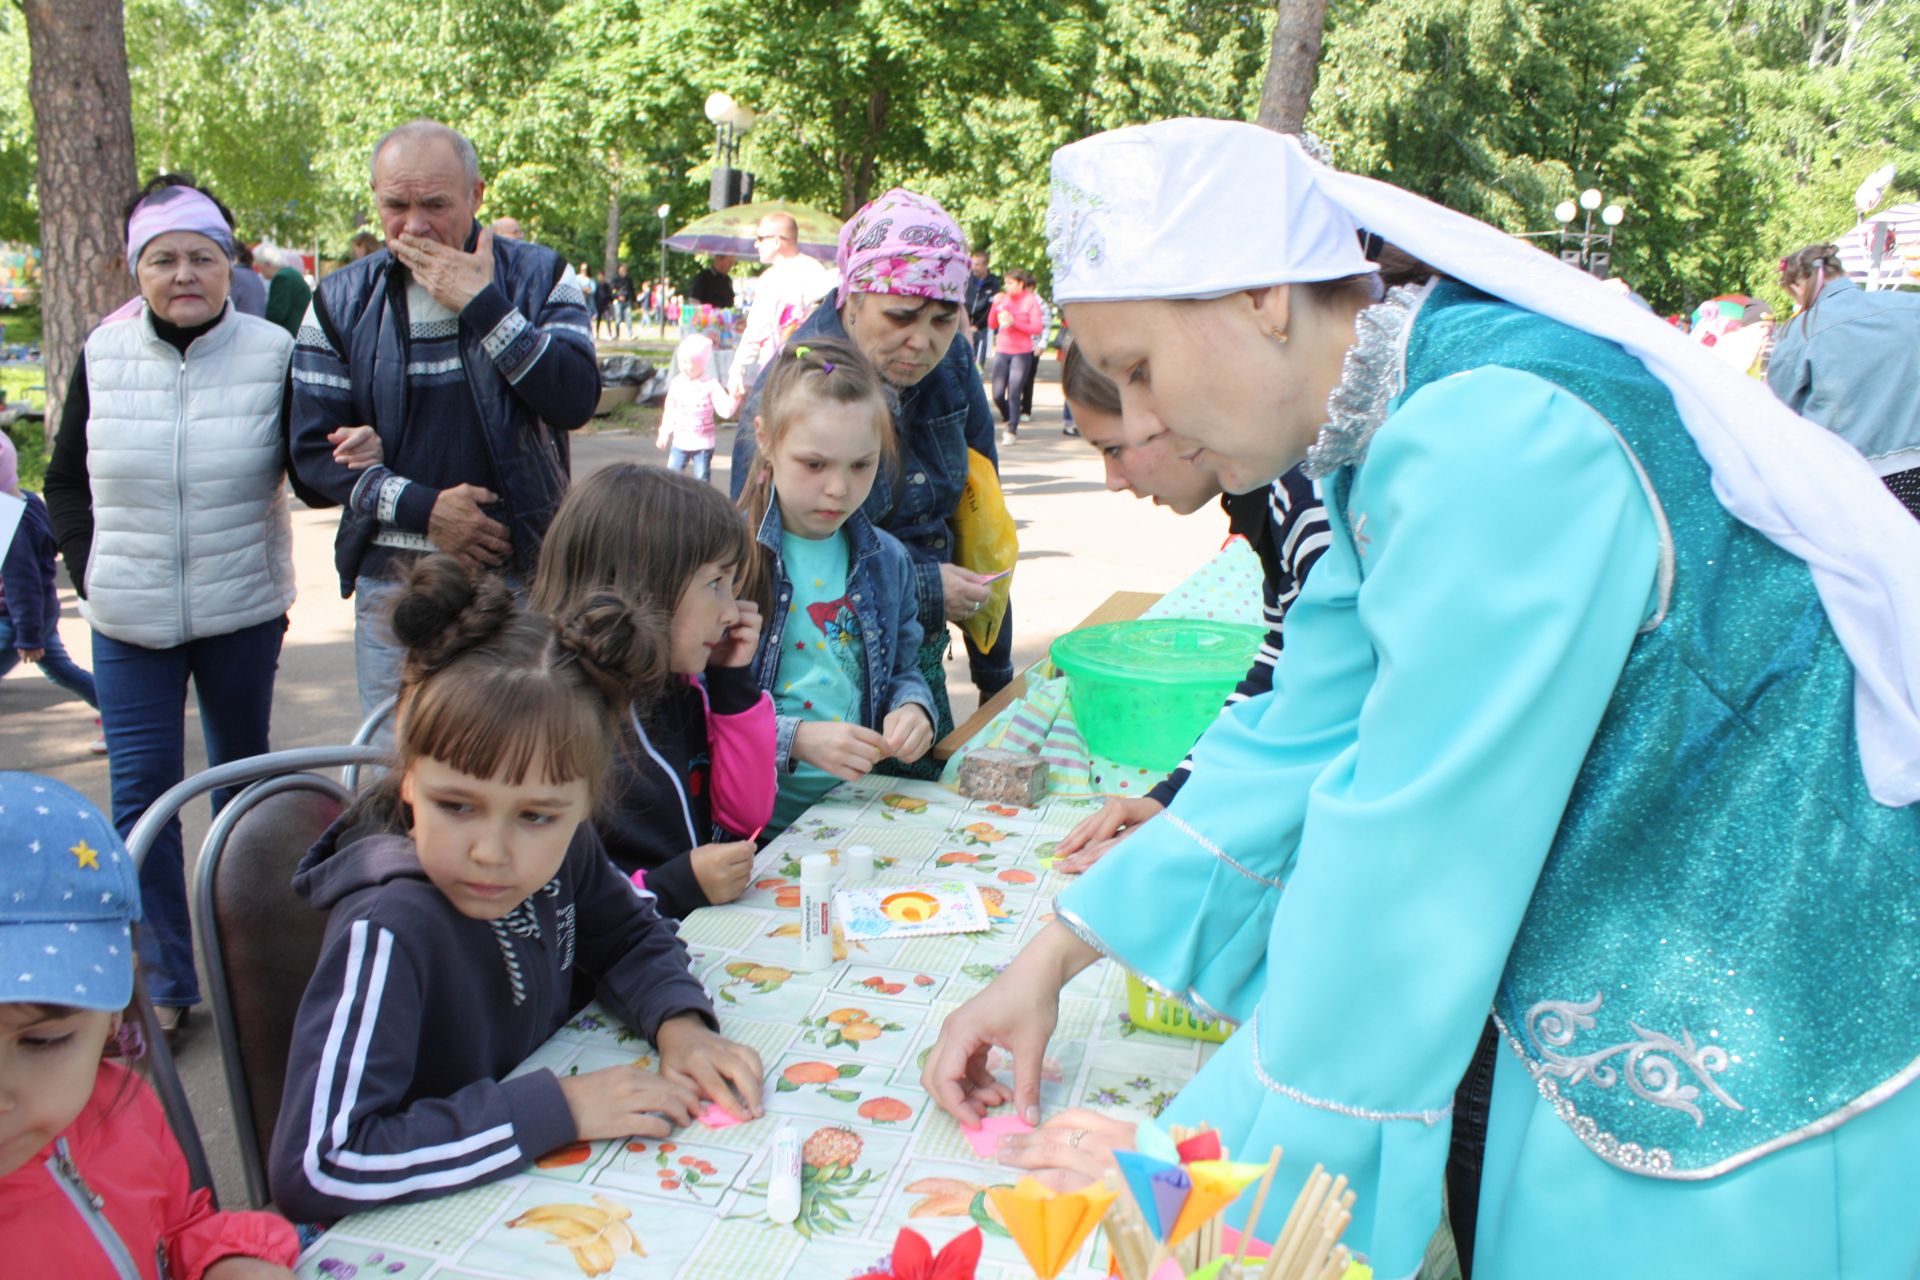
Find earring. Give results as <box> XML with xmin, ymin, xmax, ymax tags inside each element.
<box><xmin>1268</xmin><ymin>328</ymin><xmax>1289</xmax><ymax>346</ymax></box>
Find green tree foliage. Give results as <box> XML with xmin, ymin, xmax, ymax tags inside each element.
<box><xmin>1309</xmin><ymin>0</ymin><xmax>1918</xmax><ymax>311</ymax></box>
<box><xmin>4</xmin><ymin>0</ymin><xmax>1911</xmax><ymax>309</ymax></box>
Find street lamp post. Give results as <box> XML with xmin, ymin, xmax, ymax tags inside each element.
<box><xmin>1554</xmin><ymin>188</ymin><xmax>1625</xmax><ymax>277</ymax></box>
<box><xmin>704</xmin><ymin>92</ymin><xmax>757</xmax><ymax>211</ymax></box>
<box><xmin>657</xmin><ymin>203</ymin><xmax>671</xmax><ymax>338</ymax></box>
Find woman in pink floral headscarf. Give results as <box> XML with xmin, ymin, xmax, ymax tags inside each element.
<box><xmin>729</xmin><ymin>187</ymin><xmax>1010</xmax><ymax>768</ymax></box>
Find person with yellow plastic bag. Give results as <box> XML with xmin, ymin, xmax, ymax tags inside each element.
<box><xmin>728</xmin><ymin>188</ymin><xmax>1016</xmax><ymax>776</ymax></box>
<box><xmin>952</xmin><ymin>447</ymin><xmax>1017</xmax><ymax>652</ymax></box>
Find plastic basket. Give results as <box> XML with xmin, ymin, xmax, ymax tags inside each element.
<box><xmin>1125</xmin><ymin>975</ymin><xmax>1233</xmax><ymax>1043</ymax></box>
<box><xmin>1051</xmin><ymin>620</ymin><xmax>1264</xmax><ymax>771</ymax></box>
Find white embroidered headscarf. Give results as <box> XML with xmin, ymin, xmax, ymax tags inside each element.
<box><xmin>1048</xmin><ymin>118</ymin><xmax>1920</xmax><ymax>807</ymax></box>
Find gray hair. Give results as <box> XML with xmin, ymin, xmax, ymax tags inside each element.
<box><xmin>370</xmin><ymin>120</ymin><xmax>481</xmax><ymax>186</ymax></box>
<box><xmin>253</xmin><ymin>242</ymin><xmax>293</xmax><ymax>272</ymax></box>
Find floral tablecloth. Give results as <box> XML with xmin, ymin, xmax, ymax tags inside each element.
<box><xmin>299</xmin><ymin>773</ymin><xmax>1222</xmax><ymax>1280</ymax></box>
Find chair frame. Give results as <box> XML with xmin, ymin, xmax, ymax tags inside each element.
<box><xmin>124</xmin><ymin>745</ymin><xmax>387</xmax><ymax>1206</ymax></box>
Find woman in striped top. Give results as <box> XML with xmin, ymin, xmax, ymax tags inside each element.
<box><xmin>1050</xmin><ymin>339</ymin><xmax>1330</xmax><ymax>872</ymax></box>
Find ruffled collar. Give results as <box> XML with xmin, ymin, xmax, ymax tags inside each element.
<box><xmin>1302</xmin><ymin>279</ymin><xmax>1436</xmax><ymax>479</ymax></box>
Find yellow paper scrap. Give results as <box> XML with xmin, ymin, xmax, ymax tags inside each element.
<box><xmin>986</xmin><ymin>1176</ymin><xmax>1118</xmax><ymax>1278</ymax></box>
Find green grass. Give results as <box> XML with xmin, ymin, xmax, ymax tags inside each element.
<box><xmin>0</xmin><ymin>304</ymin><xmax>42</xmax><ymax>349</ymax></box>
<box><xmin>4</xmin><ymin>421</ymin><xmax>48</xmax><ymax>490</ymax></box>
<box><xmin>0</xmin><ymin>363</ymin><xmax>44</xmax><ymax>407</ymax></box>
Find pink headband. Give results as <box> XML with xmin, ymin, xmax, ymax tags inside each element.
<box><xmin>126</xmin><ymin>186</ymin><xmax>233</xmax><ymax>277</ymax></box>
<box><xmin>836</xmin><ymin>188</ymin><xmax>969</xmax><ymax>304</ymax></box>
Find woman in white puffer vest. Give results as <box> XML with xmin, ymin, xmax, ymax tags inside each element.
<box><xmin>43</xmin><ymin>175</ymin><xmax>380</xmax><ymax>1031</ymax></box>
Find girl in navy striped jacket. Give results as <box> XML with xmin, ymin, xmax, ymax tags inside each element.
<box><xmin>268</xmin><ymin>557</ymin><xmax>764</xmax><ymax>1222</ymax></box>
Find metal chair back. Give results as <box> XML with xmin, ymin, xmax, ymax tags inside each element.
<box><xmin>124</xmin><ymin>746</ymin><xmax>386</xmax><ymax>1207</ymax></box>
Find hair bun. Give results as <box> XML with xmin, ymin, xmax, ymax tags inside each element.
<box><xmin>390</xmin><ymin>555</ymin><xmax>517</xmax><ymax>678</ymax></box>
<box><xmin>554</xmin><ymin>591</ymin><xmax>672</xmax><ymax>708</ymax></box>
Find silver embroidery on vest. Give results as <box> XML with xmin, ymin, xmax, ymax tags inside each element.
<box><xmin>1526</xmin><ymin>993</ymin><xmax>1744</xmax><ymax>1127</ymax></box>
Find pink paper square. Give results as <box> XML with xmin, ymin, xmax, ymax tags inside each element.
<box><xmin>699</xmin><ymin>1102</ymin><xmax>743</xmax><ymax>1129</ymax></box>
<box><xmin>962</xmin><ymin>1112</ymin><xmax>1033</xmax><ymax>1157</ymax></box>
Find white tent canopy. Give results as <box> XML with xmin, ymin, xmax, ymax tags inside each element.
<box><xmin>1832</xmin><ymin>202</ymin><xmax>1920</xmax><ymax>291</ymax></box>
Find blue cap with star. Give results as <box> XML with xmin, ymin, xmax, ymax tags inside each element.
<box><xmin>0</xmin><ymin>772</ymin><xmax>142</xmax><ymax>1011</ymax></box>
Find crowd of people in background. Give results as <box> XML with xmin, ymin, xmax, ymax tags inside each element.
<box><xmin>4</xmin><ymin>107</ymin><xmax>1919</xmax><ymax>1280</ymax></box>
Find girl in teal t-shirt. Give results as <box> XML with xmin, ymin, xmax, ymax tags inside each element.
<box><xmin>740</xmin><ymin>339</ymin><xmax>936</xmax><ymax>835</ymax></box>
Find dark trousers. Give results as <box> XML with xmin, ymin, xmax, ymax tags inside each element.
<box><xmin>970</xmin><ymin>326</ymin><xmax>991</xmax><ymax>369</ymax></box>
<box><xmin>1445</xmin><ymin>1018</ymin><xmax>1501</xmax><ymax>1278</ymax></box>
<box><xmin>991</xmin><ymin>352</ymin><xmax>1036</xmax><ymax>431</ymax></box>
<box><xmin>92</xmin><ymin>614</ymin><xmax>287</xmax><ymax>1006</ymax></box>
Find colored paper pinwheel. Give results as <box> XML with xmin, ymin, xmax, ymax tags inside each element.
<box><xmin>986</xmin><ymin>1177</ymin><xmax>1117</xmax><ymax>1279</ymax></box>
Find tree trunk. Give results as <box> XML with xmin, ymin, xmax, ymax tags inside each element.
<box><xmin>603</xmin><ymin>187</ymin><xmax>621</xmax><ymax>280</ymax></box>
<box><xmin>20</xmin><ymin>0</ymin><xmax>139</xmax><ymax>442</ymax></box>
<box><xmin>1256</xmin><ymin>0</ymin><xmax>1329</xmax><ymax>135</ymax></box>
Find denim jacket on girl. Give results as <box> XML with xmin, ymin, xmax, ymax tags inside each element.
<box><xmin>749</xmin><ymin>494</ymin><xmax>935</xmax><ymax>772</ymax></box>
<box><xmin>730</xmin><ymin>289</ymin><xmax>999</xmax><ymax>638</ymax></box>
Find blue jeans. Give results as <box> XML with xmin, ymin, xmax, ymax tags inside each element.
<box><xmin>92</xmin><ymin>614</ymin><xmax>287</xmax><ymax>1007</ymax></box>
<box><xmin>0</xmin><ymin>614</ymin><xmax>97</xmax><ymax>706</ymax></box>
<box><xmin>971</xmin><ymin>326</ymin><xmax>992</xmax><ymax>369</ymax></box>
<box><xmin>354</xmin><ymin>574</ymin><xmax>406</xmax><ymax>722</ymax></box>
<box><xmin>668</xmin><ymin>447</ymin><xmax>713</xmax><ymax>482</ymax></box>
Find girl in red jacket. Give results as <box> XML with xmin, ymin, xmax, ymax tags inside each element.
<box><xmin>0</xmin><ymin>772</ymin><xmax>300</xmax><ymax>1279</ymax></box>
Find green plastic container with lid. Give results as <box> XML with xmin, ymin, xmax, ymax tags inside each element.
<box><xmin>1050</xmin><ymin>619</ymin><xmax>1265</xmax><ymax>771</ymax></box>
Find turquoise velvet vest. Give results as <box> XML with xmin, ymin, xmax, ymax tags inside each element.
<box><xmin>1384</xmin><ymin>283</ymin><xmax>1920</xmax><ymax>1179</ymax></box>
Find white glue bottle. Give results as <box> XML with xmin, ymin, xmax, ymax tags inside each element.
<box><xmin>841</xmin><ymin>844</ymin><xmax>876</xmax><ymax>883</ymax></box>
<box><xmin>798</xmin><ymin>853</ymin><xmax>834</xmax><ymax>971</ymax></box>
<box><xmin>766</xmin><ymin>1123</ymin><xmax>802</xmax><ymax>1225</ymax></box>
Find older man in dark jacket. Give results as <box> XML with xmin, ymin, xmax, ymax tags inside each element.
<box><xmin>290</xmin><ymin>119</ymin><xmax>599</xmax><ymax>717</ymax></box>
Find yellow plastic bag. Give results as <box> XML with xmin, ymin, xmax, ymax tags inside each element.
<box><xmin>952</xmin><ymin>448</ymin><xmax>1017</xmax><ymax>651</ymax></box>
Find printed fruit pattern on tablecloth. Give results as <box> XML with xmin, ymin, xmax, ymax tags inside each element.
<box><xmin>777</xmin><ymin>1059</ymin><xmax>868</xmax><ymax>1101</ymax></box>
<box><xmin>627</xmin><ymin>1139</ymin><xmax>717</xmax><ymax>1198</ymax></box>
<box><xmin>561</xmin><ymin>1010</ymin><xmax>646</xmax><ymax>1046</ymax></box>
<box><xmin>795</xmin><ymin>1126</ymin><xmax>877</xmax><ymax>1239</ymax></box>
<box><xmin>933</xmin><ymin>848</ymin><xmax>997</xmax><ymax>871</ymax></box>
<box><xmin>716</xmin><ymin>962</ymin><xmax>795</xmax><ymax>1004</ymax></box>
<box><xmin>778</xmin><ymin>846</ymin><xmax>900</xmax><ymax>879</ymax></box>
<box><xmin>766</xmin><ymin>920</ymin><xmax>866</xmax><ymax>962</ymax></box>
<box><xmin>800</xmin><ymin>1007</ymin><xmax>905</xmax><ymax>1051</ymax></box>
<box><xmin>506</xmin><ymin>1193</ymin><xmax>645</xmax><ymax>1277</ymax></box>
<box><xmin>904</xmin><ymin>1176</ymin><xmax>1013</xmax><ymax>1236</ymax></box>
<box><xmin>879</xmin><ymin>792</ymin><xmax>930</xmax><ymax>818</ymax></box>
<box><xmin>953</xmin><ymin>822</ymin><xmax>1009</xmax><ymax>847</ymax></box>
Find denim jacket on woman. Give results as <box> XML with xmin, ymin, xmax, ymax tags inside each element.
<box><xmin>748</xmin><ymin>493</ymin><xmax>935</xmax><ymax>772</ymax></box>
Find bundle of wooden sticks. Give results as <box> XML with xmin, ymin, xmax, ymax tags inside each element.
<box><xmin>1100</xmin><ymin>1125</ymin><xmax>1360</xmax><ymax>1280</ymax></box>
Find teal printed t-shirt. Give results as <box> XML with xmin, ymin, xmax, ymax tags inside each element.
<box><xmin>771</xmin><ymin>528</ymin><xmax>865</xmax><ymax>830</ymax></box>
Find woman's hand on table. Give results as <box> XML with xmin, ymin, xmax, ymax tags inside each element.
<box><xmin>655</xmin><ymin>1012</ymin><xmax>766</xmax><ymax>1120</ymax></box>
<box><xmin>923</xmin><ymin>922</ymin><xmax>1101</xmax><ymax>1126</ymax></box>
<box><xmin>204</xmin><ymin>1259</ymin><xmax>297</xmax><ymax>1279</ymax></box>
<box><xmin>995</xmin><ymin>1108</ymin><xmax>1139</xmax><ymax>1193</ymax></box>
<box><xmin>709</xmin><ymin>599</ymin><xmax>762</xmax><ymax>668</ymax></box>
<box><xmin>883</xmin><ymin>705</ymin><xmax>934</xmax><ymax>764</ymax></box>
<box><xmin>1053</xmin><ymin>797</ymin><xmax>1164</xmax><ymax>874</ymax></box>
<box><xmin>794</xmin><ymin>721</ymin><xmax>889</xmax><ymax>780</ymax></box>
<box><xmin>558</xmin><ymin>1063</ymin><xmax>700</xmax><ymax>1142</ymax></box>
<box><xmin>691</xmin><ymin>840</ymin><xmax>757</xmax><ymax>905</ymax></box>
<box><xmin>939</xmin><ymin>563</ymin><xmax>991</xmax><ymax>623</ymax></box>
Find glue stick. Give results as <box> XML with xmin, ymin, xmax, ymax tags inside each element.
<box><xmin>798</xmin><ymin>853</ymin><xmax>834</xmax><ymax>970</ymax></box>
<box><xmin>766</xmin><ymin>1123</ymin><xmax>801</xmax><ymax>1225</ymax></box>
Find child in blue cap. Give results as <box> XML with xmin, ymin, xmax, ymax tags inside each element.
<box><xmin>0</xmin><ymin>772</ymin><xmax>299</xmax><ymax>1278</ymax></box>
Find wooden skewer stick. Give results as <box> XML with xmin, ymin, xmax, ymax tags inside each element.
<box><xmin>1312</xmin><ymin>1244</ymin><xmax>1352</xmax><ymax>1280</ymax></box>
<box><xmin>1263</xmin><ymin>1167</ymin><xmax>1331</xmax><ymax>1280</ymax></box>
<box><xmin>1230</xmin><ymin>1146</ymin><xmax>1284</xmax><ymax>1271</ymax></box>
<box><xmin>1103</xmin><ymin>1169</ymin><xmax>1155</xmax><ymax>1280</ymax></box>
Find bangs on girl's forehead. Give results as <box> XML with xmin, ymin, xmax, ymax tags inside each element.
<box><xmin>401</xmin><ymin>669</ymin><xmax>603</xmax><ymax>789</ymax></box>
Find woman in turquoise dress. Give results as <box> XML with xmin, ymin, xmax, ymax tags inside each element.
<box><xmin>922</xmin><ymin>119</ymin><xmax>1920</xmax><ymax>1280</ymax></box>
